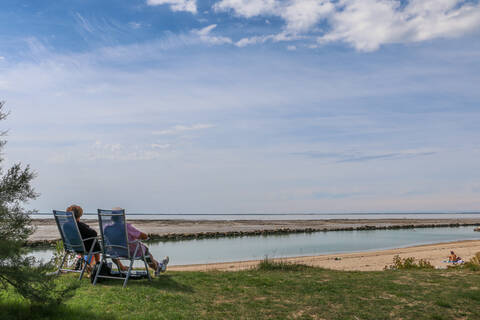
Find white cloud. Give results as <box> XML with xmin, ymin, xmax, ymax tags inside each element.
<box><xmin>147</xmin><ymin>0</ymin><xmax>197</xmax><ymax>14</ymax></box>
<box><xmin>281</xmin><ymin>0</ymin><xmax>334</xmax><ymax>32</ymax></box>
<box><xmin>214</xmin><ymin>0</ymin><xmax>333</xmax><ymax>32</ymax></box>
<box><xmin>214</xmin><ymin>0</ymin><xmax>277</xmax><ymax>18</ymax></box>
<box><xmin>287</xmin><ymin>45</ymin><xmax>296</xmax><ymax>50</ymax></box>
<box><xmin>151</xmin><ymin>143</ymin><xmax>171</xmax><ymax>149</ymax></box>
<box><xmin>192</xmin><ymin>24</ymin><xmax>233</xmax><ymax>44</ymax></box>
<box><xmin>152</xmin><ymin>124</ymin><xmax>215</xmax><ymax>135</ymax></box>
<box><xmin>235</xmin><ymin>31</ymin><xmax>302</xmax><ymax>47</ymax></box>
<box><xmin>319</xmin><ymin>0</ymin><xmax>480</xmax><ymax>51</ymax></box>
<box><xmin>88</xmin><ymin>141</ymin><xmax>170</xmax><ymax>161</ymax></box>
<box><xmin>214</xmin><ymin>0</ymin><xmax>480</xmax><ymax>51</ymax></box>
<box><xmin>93</xmin><ymin>140</ymin><xmax>122</xmax><ymax>153</ymax></box>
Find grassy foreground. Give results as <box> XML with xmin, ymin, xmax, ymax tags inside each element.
<box><xmin>2</xmin><ymin>263</ymin><xmax>480</xmax><ymax>320</ymax></box>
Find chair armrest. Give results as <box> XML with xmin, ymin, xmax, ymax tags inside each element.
<box><xmin>82</xmin><ymin>236</ymin><xmax>98</xmax><ymax>241</ymax></box>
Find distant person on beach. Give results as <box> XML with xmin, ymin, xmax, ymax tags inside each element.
<box><xmin>448</xmin><ymin>251</ymin><xmax>461</xmax><ymax>263</ymax></box>
<box><xmin>66</xmin><ymin>204</ymin><xmax>101</xmax><ymax>266</ymax></box>
<box><xmin>104</xmin><ymin>207</ymin><xmax>169</xmax><ymax>275</ymax></box>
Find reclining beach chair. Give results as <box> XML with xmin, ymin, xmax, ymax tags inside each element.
<box><xmin>53</xmin><ymin>210</ymin><xmax>100</xmax><ymax>280</ymax></box>
<box><xmin>93</xmin><ymin>209</ymin><xmax>151</xmax><ymax>288</ymax></box>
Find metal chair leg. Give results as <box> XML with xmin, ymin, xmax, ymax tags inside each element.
<box><xmin>123</xmin><ymin>244</ymin><xmax>140</xmax><ymax>288</ymax></box>
<box><xmin>57</xmin><ymin>252</ymin><xmax>68</xmax><ymax>276</ymax></box>
<box><xmin>79</xmin><ymin>240</ymin><xmax>96</xmax><ymax>280</ymax></box>
<box><xmin>92</xmin><ymin>258</ymin><xmax>104</xmax><ymax>286</ymax></box>
<box><xmin>123</xmin><ymin>258</ymin><xmax>135</xmax><ymax>288</ymax></box>
<box><xmin>142</xmin><ymin>252</ymin><xmax>152</xmax><ymax>281</ymax></box>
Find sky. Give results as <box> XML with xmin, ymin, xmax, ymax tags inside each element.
<box><xmin>1</xmin><ymin>0</ymin><xmax>480</xmax><ymax>214</ymax></box>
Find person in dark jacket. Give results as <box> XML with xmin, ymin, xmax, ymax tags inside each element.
<box><xmin>66</xmin><ymin>205</ymin><xmax>101</xmax><ymax>266</ymax></box>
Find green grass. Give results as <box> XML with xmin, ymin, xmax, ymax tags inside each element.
<box><xmin>3</xmin><ymin>264</ymin><xmax>480</xmax><ymax>320</ymax></box>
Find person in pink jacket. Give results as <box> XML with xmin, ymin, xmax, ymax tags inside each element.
<box><xmin>109</xmin><ymin>207</ymin><xmax>169</xmax><ymax>276</ymax></box>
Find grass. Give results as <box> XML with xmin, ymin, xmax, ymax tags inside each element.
<box><xmin>3</xmin><ymin>262</ymin><xmax>480</xmax><ymax>320</ymax></box>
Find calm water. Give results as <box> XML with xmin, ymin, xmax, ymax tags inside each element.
<box><xmin>31</xmin><ymin>226</ymin><xmax>480</xmax><ymax>266</ymax></box>
<box><xmin>30</xmin><ymin>212</ymin><xmax>480</xmax><ymax>220</ymax></box>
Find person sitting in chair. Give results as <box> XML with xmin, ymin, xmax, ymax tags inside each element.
<box><xmin>104</xmin><ymin>207</ymin><xmax>169</xmax><ymax>276</ymax></box>
<box><xmin>66</xmin><ymin>205</ymin><xmax>101</xmax><ymax>266</ymax></box>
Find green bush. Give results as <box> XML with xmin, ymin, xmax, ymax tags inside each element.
<box><xmin>258</xmin><ymin>257</ymin><xmax>310</xmax><ymax>271</ymax></box>
<box><xmin>461</xmin><ymin>252</ymin><xmax>480</xmax><ymax>271</ymax></box>
<box><xmin>384</xmin><ymin>255</ymin><xmax>434</xmax><ymax>270</ymax></box>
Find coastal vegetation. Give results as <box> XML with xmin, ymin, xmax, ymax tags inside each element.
<box><xmin>384</xmin><ymin>255</ymin><xmax>434</xmax><ymax>270</ymax></box>
<box><xmin>0</xmin><ymin>102</ymin><xmax>74</xmax><ymax>304</ymax></box>
<box><xmin>2</xmin><ymin>262</ymin><xmax>480</xmax><ymax>320</ymax></box>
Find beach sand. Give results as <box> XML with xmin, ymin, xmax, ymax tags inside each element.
<box><xmin>169</xmin><ymin>240</ymin><xmax>480</xmax><ymax>272</ymax></box>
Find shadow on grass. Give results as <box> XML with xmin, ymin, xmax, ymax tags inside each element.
<box><xmin>94</xmin><ymin>274</ymin><xmax>194</xmax><ymax>293</ymax></box>
<box><xmin>257</xmin><ymin>258</ymin><xmax>316</xmax><ymax>272</ymax></box>
<box><xmin>1</xmin><ymin>301</ymin><xmax>117</xmax><ymax>320</ymax></box>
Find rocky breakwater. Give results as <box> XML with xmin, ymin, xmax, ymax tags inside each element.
<box><xmin>146</xmin><ymin>222</ymin><xmax>479</xmax><ymax>242</ymax></box>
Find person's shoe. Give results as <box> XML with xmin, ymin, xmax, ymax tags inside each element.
<box><xmin>155</xmin><ymin>256</ymin><xmax>169</xmax><ymax>276</ymax></box>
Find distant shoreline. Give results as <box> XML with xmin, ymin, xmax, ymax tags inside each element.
<box><xmin>29</xmin><ymin>217</ymin><xmax>480</xmax><ymax>246</ymax></box>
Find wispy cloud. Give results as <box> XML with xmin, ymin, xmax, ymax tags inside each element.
<box><xmin>191</xmin><ymin>24</ymin><xmax>232</xmax><ymax>45</ymax></box>
<box><xmin>235</xmin><ymin>32</ymin><xmax>303</xmax><ymax>47</ymax></box>
<box><xmin>75</xmin><ymin>12</ymin><xmax>94</xmax><ymax>33</ymax></box>
<box><xmin>312</xmin><ymin>191</ymin><xmax>362</xmax><ymax>199</ymax></box>
<box><xmin>128</xmin><ymin>22</ymin><xmax>143</xmax><ymax>30</ymax></box>
<box><xmin>49</xmin><ymin>141</ymin><xmax>172</xmax><ymax>162</ymax></box>
<box><xmin>152</xmin><ymin>124</ymin><xmax>215</xmax><ymax>135</ymax></box>
<box><xmin>151</xmin><ymin>143</ymin><xmax>171</xmax><ymax>149</ymax></box>
<box><xmin>147</xmin><ymin>0</ymin><xmax>197</xmax><ymax>14</ymax></box>
<box><xmin>293</xmin><ymin>149</ymin><xmax>437</xmax><ymax>163</ymax></box>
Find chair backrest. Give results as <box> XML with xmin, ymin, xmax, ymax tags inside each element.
<box><xmin>53</xmin><ymin>210</ymin><xmax>86</xmax><ymax>253</ymax></box>
<box><xmin>97</xmin><ymin>209</ymin><xmax>130</xmax><ymax>258</ymax></box>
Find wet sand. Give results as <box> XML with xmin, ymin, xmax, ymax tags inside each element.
<box><xmin>169</xmin><ymin>240</ymin><xmax>480</xmax><ymax>272</ymax></box>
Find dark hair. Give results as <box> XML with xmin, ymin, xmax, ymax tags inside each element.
<box><xmin>66</xmin><ymin>205</ymin><xmax>83</xmax><ymax>219</ymax></box>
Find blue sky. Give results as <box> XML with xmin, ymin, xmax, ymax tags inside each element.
<box><xmin>1</xmin><ymin>0</ymin><xmax>480</xmax><ymax>213</ymax></box>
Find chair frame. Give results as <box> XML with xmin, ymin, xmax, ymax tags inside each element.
<box><xmin>93</xmin><ymin>209</ymin><xmax>152</xmax><ymax>288</ymax></box>
<box><xmin>53</xmin><ymin>210</ymin><xmax>100</xmax><ymax>280</ymax></box>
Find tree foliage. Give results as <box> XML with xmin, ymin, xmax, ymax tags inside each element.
<box><xmin>0</xmin><ymin>101</ymin><xmax>73</xmax><ymax>304</ymax></box>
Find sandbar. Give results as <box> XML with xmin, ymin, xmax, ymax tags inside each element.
<box><xmin>29</xmin><ymin>218</ymin><xmax>480</xmax><ymax>242</ymax></box>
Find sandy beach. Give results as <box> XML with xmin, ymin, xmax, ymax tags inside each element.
<box><xmin>169</xmin><ymin>239</ymin><xmax>480</xmax><ymax>272</ymax></box>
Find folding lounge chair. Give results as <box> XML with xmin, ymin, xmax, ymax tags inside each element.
<box><xmin>93</xmin><ymin>209</ymin><xmax>152</xmax><ymax>288</ymax></box>
<box><xmin>53</xmin><ymin>210</ymin><xmax>100</xmax><ymax>280</ymax></box>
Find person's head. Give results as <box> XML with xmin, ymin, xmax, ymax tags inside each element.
<box><xmin>66</xmin><ymin>205</ymin><xmax>83</xmax><ymax>221</ymax></box>
<box><xmin>111</xmin><ymin>207</ymin><xmax>124</xmax><ymax>223</ymax></box>
<box><xmin>451</xmin><ymin>251</ymin><xmax>455</xmax><ymax>255</ymax></box>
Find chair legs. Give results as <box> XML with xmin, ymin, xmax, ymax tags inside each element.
<box><xmin>56</xmin><ymin>252</ymin><xmax>68</xmax><ymax>275</ymax></box>
<box><xmin>92</xmin><ymin>258</ymin><xmax>104</xmax><ymax>286</ymax></box>
<box><xmin>79</xmin><ymin>239</ymin><xmax>96</xmax><ymax>280</ymax></box>
<box><xmin>142</xmin><ymin>253</ymin><xmax>152</xmax><ymax>282</ymax></box>
<box><xmin>123</xmin><ymin>243</ymin><xmax>140</xmax><ymax>288</ymax></box>
<box><xmin>93</xmin><ymin>244</ymin><xmax>153</xmax><ymax>288</ymax></box>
